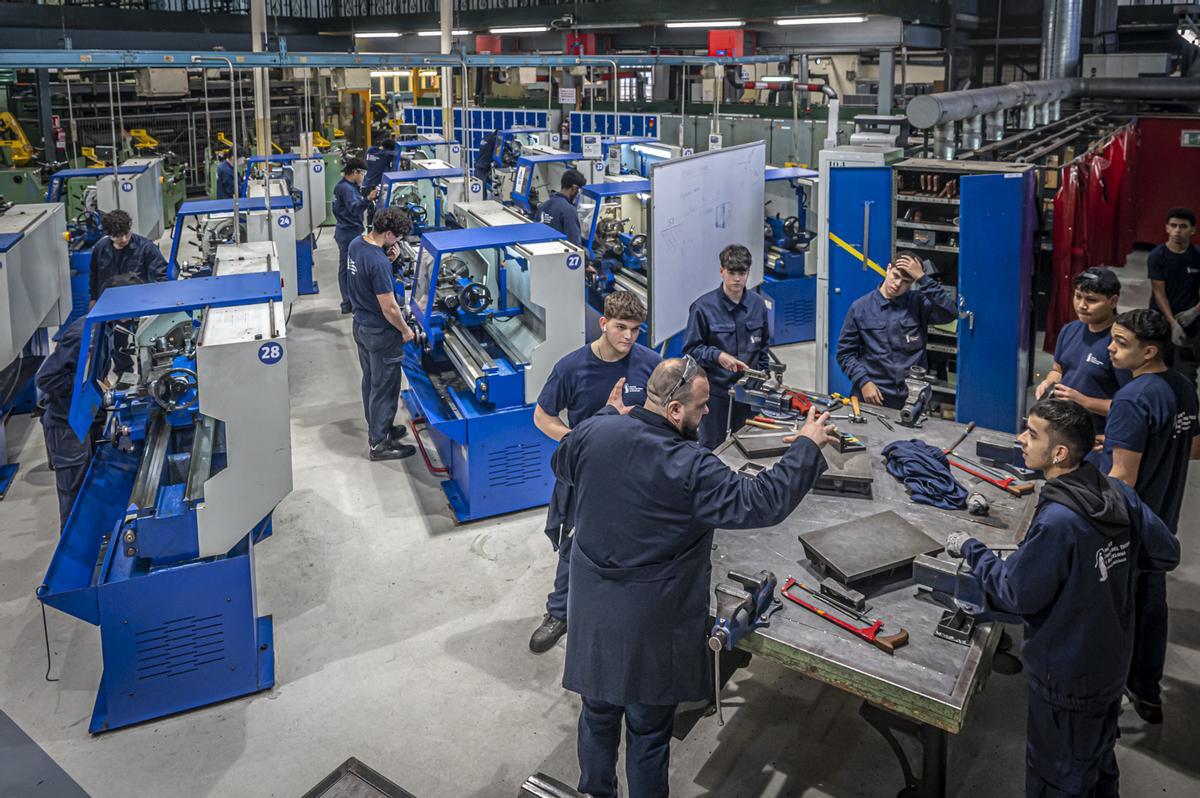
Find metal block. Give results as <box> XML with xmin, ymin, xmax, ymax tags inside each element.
<box><xmin>798</xmin><ymin>510</ymin><xmax>942</xmax><ymax>587</ymax></box>
<box><xmin>301</xmin><ymin>757</ymin><xmax>418</xmax><ymax>798</ymax></box>
<box><xmin>134</xmin><ymin>68</ymin><xmax>187</xmax><ymax>97</ymax></box>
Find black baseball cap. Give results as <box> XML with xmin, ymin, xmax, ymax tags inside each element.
<box><xmin>1073</xmin><ymin>267</ymin><xmax>1121</xmax><ymax>297</ymax></box>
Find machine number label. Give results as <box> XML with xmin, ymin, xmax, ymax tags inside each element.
<box><xmin>258</xmin><ymin>342</ymin><xmax>284</xmax><ymax>364</ymax></box>
<box><xmin>121</xmin><ymin>181</ymin><xmax>133</xmax><ymax>192</ymax></box>
<box><xmin>277</xmin><ymin>215</ymin><xmax>292</xmax><ymax>228</ymax></box>
<box><xmin>452</xmin><ymin>145</ymin><xmax>461</xmax><ymax>155</ymax></box>
<box><xmin>313</xmin><ymin>163</ymin><xmax>324</xmax><ymax>172</ymax></box>
<box><xmin>682</xmin><ymin>148</ymin><xmax>694</xmax><ymax>156</ymax></box>
<box><xmin>566</xmin><ymin>253</ymin><xmax>583</xmax><ymax>270</ymax></box>
<box><xmin>470</xmin><ymin>180</ymin><xmax>482</xmax><ymax>194</ymax></box>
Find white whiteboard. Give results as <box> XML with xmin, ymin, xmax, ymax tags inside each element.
<box><xmin>649</xmin><ymin>141</ymin><xmax>766</xmax><ymax>346</ymax></box>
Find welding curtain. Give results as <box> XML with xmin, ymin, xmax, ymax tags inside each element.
<box><xmin>1043</xmin><ymin>125</ymin><xmax>1139</xmax><ymax>353</ymax></box>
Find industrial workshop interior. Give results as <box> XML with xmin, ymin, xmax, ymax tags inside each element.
<box><xmin>4</xmin><ymin>1</ymin><xmax>1200</xmax><ymax>796</ymax></box>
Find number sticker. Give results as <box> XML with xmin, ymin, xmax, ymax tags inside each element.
<box><xmin>566</xmin><ymin>253</ymin><xmax>583</xmax><ymax>270</ymax></box>
<box><xmin>314</xmin><ymin>163</ymin><xmax>323</xmax><ymax>173</ymax></box>
<box><xmin>121</xmin><ymin>181</ymin><xmax>133</xmax><ymax>192</ymax></box>
<box><xmin>258</xmin><ymin>342</ymin><xmax>284</xmax><ymax>364</ymax></box>
<box><xmin>277</xmin><ymin>215</ymin><xmax>292</xmax><ymax>228</ymax></box>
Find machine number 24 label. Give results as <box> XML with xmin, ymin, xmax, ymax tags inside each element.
<box><xmin>258</xmin><ymin>342</ymin><xmax>285</xmax><ymax>365</ymax></box>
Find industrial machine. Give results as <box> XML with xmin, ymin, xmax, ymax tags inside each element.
<box><xmin>0</xmin><ymin>112</ymin><xmax>52</xmax><ymax>204</ymax></box>
<box><xmin>240</xmin><ymin>153</ymin><xmax>326</xmax><ymax>295</ymax></box>
<box><xmin>168</xmin><ymin>196</ymin><xmax>299</xmax><ymax>307</ymax></box>
<box><xmin>392</xmin><ymin>134</ymin><xmax>462</xmax><ymax>170</ymax></box>
<box><xmin>380</xmin><ymin>160</ymin><xmax>466</xmax><ymax>236</ymax></box>
<box><xmin>38</xmin><ymin>246</ymin><xmax>291</xmax><ymax>734</ymax></box>
<box><xmin>760</xmin><ymin>166</ymin><xmax>819</xmax><ymax>344</ymax></box>
<box><xmin>402</xmin><ymin>215</ymin><xmax>585</xmax><ymax>522</ymax></box>
<box><xmin>579</xmin><ymin>176</ymin><xmax>651</xmax><ymax>309</ymax></box>
<box><xmin>599</xmin><ymin>137</ymin><xmax>688</xmax><ymax>179</ymax></box>
<box><xmin>507</xmin><ymin>147</ymin><xmax>593</xmax><ymax>217</ymax></box>
<box><xmin>487</xmin><ymin>126</ymin><xmax>552</xmax><ymax>203</ymax></box>
<box><xmin>47</xmin><ymin>158</ymin><xmax>165</xmax><ymax>239</ymax></box>
<box><xmin>0</xmin><ymin>201</ymin><xmax>70</xmax><ymax>495</ymax></box>
<box><xmin>816</xmin><ymin>147</ymin><xmax>1035</xmax><ymax>432</ymax></box>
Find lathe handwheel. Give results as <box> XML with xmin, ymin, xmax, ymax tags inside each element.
<box><xmin>150</xmin><ymin>366</ymin><xmax>199</xmax><ymax>413</ymax></box>
<box><xmin>457</xmin><ymin>282</ymin><xmax>492</xmax><ymax>315</ymax></box>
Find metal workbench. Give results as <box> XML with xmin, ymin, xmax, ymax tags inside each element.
<box><xmin>710</xmin><ymin>409</ymin><xmax>1038</xmax><ymax>798</ymax></box>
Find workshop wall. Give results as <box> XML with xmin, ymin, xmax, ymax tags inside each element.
<box><xmin>1132</xmin><ymin>115</ymin><xmax>1200</xmax><ymax>245</ymax></box>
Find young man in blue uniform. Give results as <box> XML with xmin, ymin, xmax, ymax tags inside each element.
<box><xmin>363</xmin><ymin>138</ymin><xmax>395</xmax><ymax>227</ymax></box>
<box><xmin>89</xmin><ymin>209</ymin><xmax>168</xmax><ymax>374</ymax></box>
<box><xmin>552</xmin><ymin>356</ymin><xmax>836</xmax><ymax>798</ymax></box>
<box><xmin>1035</xmin><ymin>268</ymin><xmax>1130</xmax><ymax>433</ymax></box>
<box><xmin>1101</xmin><ymin>308</ymin><xmax>1200</xmax><ymax>723</ymax></box>
<box><xmin>346</xmin><ymin>207</ymin><xmax>417</xmax><ymax>461</ymax></box>
<box><xmin>528</xmin><ymin>291</ymin><xmax>661</xmax><ymax>653</ymax></box>
<box><xmin>835</xmin><ymin>251</ymin><xmax>957</xmax><ymax>409</ymax></box>
<box><xmin>1147</xmin><ymin>207</ymin><xmax>1200</xmax><ymax>385</ymax></box>
<box><xmin>36</xmin><ymin>273</ymin><xmax>141</xmax><ymax>527</ymax></box>
<box><xmin>946</xmin><ymin>399</ymin><xmax>1180</xmax><ymax>798</ymax></box>
<box><xmin>334</xmin><ymin>157</ymin><xmax>380</xmax><ymax>315</ymax></box>
<box><xmin>474</xmin><ymin>129</ymin><xmax>499</xmax><ymax>185</ymax></box>
<box><xmin>215</xmin><ymin>149</ymin><xmax>237</xmax><ymax>200</ymax></box>
<box><xmin>684</xmin><ymin>244</ymin><xmax>772</xmax><ymax>449</ymax></box>
<box><xmin>536</xmin><ymin>168</ymin><xmax>587</xmax><ymax>246</ymax></box>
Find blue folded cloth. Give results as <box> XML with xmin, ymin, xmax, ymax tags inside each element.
<box><xmin>881</xmin><ymin>439</ymin><xmax>967</xmax><ymax>510</ymax></box>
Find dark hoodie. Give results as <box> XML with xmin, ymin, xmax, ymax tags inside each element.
<box><xmin>962</xmin><ymin>463</ymin><xmax>1180</xmax><ymax>708</ymax></box>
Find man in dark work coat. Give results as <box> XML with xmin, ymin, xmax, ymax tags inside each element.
<box><xmin>551</xmin><ymin>356</ymin><xmax>836</xmax><ymax>797</ymax></box>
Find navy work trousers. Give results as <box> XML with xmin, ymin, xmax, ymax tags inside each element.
<box><xmin>352</xmin><ymin>322</ymin><xmax>405</xmax><ymax>446</ymax></box>
<box><xmin>545</xmin><ymin>533</ymin><xmax>571</xmax><ymax>621</ymax></box>
<box><xmin>336</xmin><ymin>233</ymin><xmax>355</xmax><ymax>311</ymax></box>
<box><xmin>1127</xmin><ymin>570</ymin><xmax>1169</xmax><ymax>703</ymax></box>
<box><xmin>42</xmin><ymin>423</ymin><xmax>91</xmax><ymax>529</ymax></box>
<box><xmin>1025</xmin><ymin>687</ymin><xmax>1120</xmax><ymax>797</ymax></box>
<box><xmin>578</xmin><ymin>697</ymin><xmax>675</xmax><ymax>798</ymax></box>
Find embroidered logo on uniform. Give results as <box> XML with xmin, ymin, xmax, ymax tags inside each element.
<box><xmin>750</xmin><ymin>335</ymin><xmax>761</xmax><ymax>345</ymax></box>
<box><xmin>905</xmin><ymin>333</ymin><xmax>920</xmax><ymax>344</ymax></box>
<box><xmin>347</xmin><ymin>257</ymin><xmax>358</xmax><ymax>276</ymax></box>
<box><xmin>540</xmin><ymin>212</ymin><xmax>552</xmax><ymax>225</ymax></box>
<box><xmin>1086</xmin><ymin>353</ymin><xmax>1105</xmax><ymax>367</ymax></box>
<box><xmin>624</xmin><ymin>385</ymin><xmax>645</xmax><ymax>394</ymax></box>
<box><xmin>1174</xmin><ymin>411</ymin><xmax>1198</xmax><ymax>438</ymax></box>
<box><xmin>1095</xmin><ymin>540</ymin><xmax>1129</xmax><ymax>582</ymax></box>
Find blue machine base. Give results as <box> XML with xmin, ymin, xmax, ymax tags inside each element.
<box><xmin>760</xmin><ymin>274</ymin><xmax>817</xmax><ymax>345</ymax></box>
<box><xmin>89</xmin><ymin>615</ymin><xmax>275</xmax><ymax>734</ymax></box>
<box><xmin>297</xmin><ymin>238</ymin><xmax>319</xmax><ymax>295</ymax></box>
<box><xmin>0</xmin><ymin>463</ymin><xmax>18</xmax><ymax>499</ymax></box>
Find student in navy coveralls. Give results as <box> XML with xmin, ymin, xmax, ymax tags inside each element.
<box><xmin>363</xmin><ymin>138</ymin><xmax>395</xmax><ymax>227</ymax></box>
<box><xmin>333</xmin><ymin>157</ymin><xmax>380</xmax><ymax>315</ymax></box>
<box><xmin>528</xmin><ymin>291</ymin><xmax>661</xmax><ymax>654</ymax></box>
<box><xmin>1147</xmin><ymin>207</ymin><xmax>1200</xmax><ymax>385</ymax></box>
<box><xmin>683</xmin><ymin>244</ymin><xmax>772</xmax><ymax>449</ymax></box>
<box><xmin>947</xmin><ymin>400</ymin><xmax>1180</xmax><ymax>798</ymax></box>
<box><xmin>835</xmin><ymin>251</ymin><xmax>957</xmax><ymax>409</ymax></box>
<box><xmin>89</xmin><ymin>210</ymin><xmax>168</xmax><ymax>374</ymax></box>
<box><xmin>345</xmin><ymin>207</ymin><xmax>417</xmax><ymax>461</ymax></box>
<box><xmin>36</xmin><ymin>273</ymin><xmax>141</xmax><ymax>528</ymax></box>
<box><xmin>552</xmin><ymin>356</ymin><xmax>837</xmax><ymax>798</ymax></box>
<box><xmin>536</xmin><ymin>168</ymin><xmax>586</xmax><ymax>245</ymax></box>
<box><xmin>1100</xmin><ymin>309</ymin><xmax>1200</xmax><ymax>724</ymax></box>
<box><xmin>1035</xmin><ymin>268</ymin><xmax>1130</xmax><ymax>434</ymax></box>
<box><xmin>215</xmin><ymin>149</ymin><xmax>238</xmax><ymax>200</ymax></box>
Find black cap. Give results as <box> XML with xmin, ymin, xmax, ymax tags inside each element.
<box><xmin>1074</xmin><ymin>267</ymin><xmax>1121</xmax><ymax>297</ymax></box>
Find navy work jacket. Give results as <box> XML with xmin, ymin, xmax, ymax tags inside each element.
<box><xmin>89</xmin><ymin>234</ymin><xmax>168</xmax><ymax>300</ymax></box>
<box><xmin>962</xmin><ymin>470</ymin><xmax>1179</xmax><ymax>710</ymax></box>
<box><xmin>333</xmin><ymin>178</ymin><xmax>369</xmax><ymax>240</ymax></box>
<box><xmin>683</xmin><ymin>287</ymin><xmax>771</xmax><ymax>395</ymax></box>
<box><xmin>835</xmin><ymin>278</ymin><xmax>956</xmax><ymax>404</ymax></box>
<box><xmin>216</xmin><ymin>160</ymin><xmax>236</xmax><ymax>199</ymax></box>
<box><xmin>537</xmin><ymin>191</ymin><xmax>582</xmax><ymax>245</ymax></box>
<box><xmin>552</xmin><ymin>405</ymin><xmax>827</xmax><ymax>706</ymax></box>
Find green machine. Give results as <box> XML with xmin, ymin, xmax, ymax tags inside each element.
<box><xmin>0</xmin><ymin>111</ymin><xmax>47</xmax><ymax>203</ymax></box>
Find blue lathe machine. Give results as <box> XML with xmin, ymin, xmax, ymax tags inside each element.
<box><xmin>380</xmin><ymin>160</ymin><xmax>466</xmax><ymax>235</ymax></box>
<box><xmin>38</xmin><ymin>242</ymin><xmax>293</xmax><ymax>733</ymax></box>
<box><xmin>239</xmin><ymin>153</ymin><xmax>326</xmax><ymax>295</ymax></box>
<box><xmin>760</xmin><ymin>166</ymin><xmax>819</xmax><ymax>344</ymax></box>
<box><xmin>403</xmin><ymin>200</ymin><xmax>584</xmax><ymax>522</ymax></box>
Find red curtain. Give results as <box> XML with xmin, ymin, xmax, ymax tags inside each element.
<box><xmin>1045</xmin><ymin>160</ymin><xmax>1089</xmax><ymax>353</ymax></box>
<box><xmin>1109</xmin><ymin>126</ymin><xmax>1139</xmax><ymax>266</ymax></box>
<box><xmin>1084</xmin><ymin>152</ymin><xmax>1115</xmax><ymax>268</ymax></box>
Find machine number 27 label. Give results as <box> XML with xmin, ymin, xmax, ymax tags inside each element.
<box><xmin>566</xmin><ymin>253</ymin><xmax>583</xmax><ymax>270</ymax></box>
<box><xmin>258</xmin><ymin>342</ymin><xmax>284</xmax><ymax>365</ymax></box>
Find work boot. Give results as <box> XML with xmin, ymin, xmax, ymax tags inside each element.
<box><xmin>1125</xmin><ymin>688</ymin><xmax>1163</xmax><ymax>724</ymax></box>
<box><xmin>369</xmin><ymin>440</ymin><xmax>416</xmax><ymax>461</ymax></box>
<box><xmin>387</xmin><ymin>424</ymin><xmax>410</xmax><ymax>445</ymax></box>
<box><xmin>529</xmin><ymin>613</ymin><xmax>567</xmax><ymax>653</ymax></box>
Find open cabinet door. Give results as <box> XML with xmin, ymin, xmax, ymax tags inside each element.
<box><xmin>825</xmin><ymin>166</ymin><xmax>894</xmax><ymax>397</ymax></box>
<box><xmin>957</xmin><ymin>170</ymin><xmax>1034</xmax><ymax>433</ymax></box>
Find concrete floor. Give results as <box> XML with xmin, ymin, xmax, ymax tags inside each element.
<box><xmin>1</xmin><ymin>244</ymin><xmax>1198</xmax><ymax>797</ymax></box>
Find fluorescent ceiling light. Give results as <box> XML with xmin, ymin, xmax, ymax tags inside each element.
<box><xmin>355</xmin><ymin>32</ymin><xmax>402</xmax><ymax>38</ymax></box>
<box><xmin>631</xmin><ymin>144</ymin><xmax>673</xmax><ymax>159</ymax></box>
<box><xmin>666</xmin><ymin>20</ymin><xmax>744</xmax><ymax>29</ymax></box>
<box><xmin>758</xmin><ymin>76</ymin><xmax>794</xmax><ymax>84</ymax></box>
<box><xmin>371</xmin><ymin>70</ymin><xmax>411</xmax><ymax>77</ymax></box>
<box><xmin>418</xmin><ymin>70</ymin><xmax>439</xmax><ymax>76</ymax></box>
<box><xmin>417</xmin><ymin>30</ymin><xmax>471</xmax><ymax>37</ymax></box>
<box><xmin>490</xmin><ymin>26</ymin><xmax>549</xmax><ymax>34</ymax></box>
<box><xmin>776</xmin><ymin>15</ymin><xmax>868</xmax><ymax>26</ymax></box>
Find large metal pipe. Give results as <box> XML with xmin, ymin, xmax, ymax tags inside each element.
<box><xmin>907</xmin><ymin>78</ymin><xmax>1200</xmax><ymax>130</ymax></box>
<box><xmin>1047</xmin><ymin>0</ymin><xmax>1083</xmax><ymax>80</ymax></box>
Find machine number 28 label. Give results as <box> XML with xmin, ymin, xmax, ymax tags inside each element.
<box><xmin>258</xmin><ymin>342</ymin><xmax>285</xmax><ymax>365</ymax></box>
